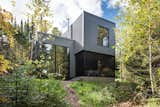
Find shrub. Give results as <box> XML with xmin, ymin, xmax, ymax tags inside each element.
<box><xmin>0</xmin><ymin>55</ymin><xmax>11</xmax><ymax>74</ymax></box>
<box><xmin>70</xmin><ymin>81</ymin><xmax>137</xmax><ymax>107</ymax></box>
<box><xmin>0</xmin><ymin>62</ymin><xmax>68</xmax><ymax>107</ymax></box>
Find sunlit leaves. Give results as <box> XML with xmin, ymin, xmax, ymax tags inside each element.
<box><xmin>0</xmin><ymin>7</ymin><xmax>15</xmax><ymax>47</ymax></box>
<box><xmin>0</xmin><ymin>1</ymin><xmax>17</xmax><ymax>74</ymax></box>
<box><xmin>0</xmin><ymin>55</ymin><xmax>11</xmax><ymax>74</ymax></box>
<box><xmin>118</xmin><ymin>0</ymin><xmax>160</xmax><ymax>63</ymax></box>
<box><xmin>26</xmin><ymin>0</ymin><xmax>53</xmax><ymax>34</ymax></box>
<box><xmin>116</xmin><ymin>0</ymin><xmax>160</xmax><ymax>84</ymax></box>
<box><xmin>11</xmin><ymin>0</ymin><xmax>16</xmax><ymax>6</ymax></box>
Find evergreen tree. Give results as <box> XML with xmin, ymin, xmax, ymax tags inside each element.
<box><xmin>20</xmin><ymin>20</ymin><xmax>23</xmax><ymax>33</ymax></box>
<box><xmin>52</xmin><ymin>27</ymin><xmax>62</xmax><ymax>36</ymax></box>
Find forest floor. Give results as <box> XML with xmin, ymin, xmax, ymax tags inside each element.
<box><xmin>61</xmin><ymin>77</ymin><xmax>114</xmax><ymax>107</ymax></box>
<box><xmin>61</xmin><ymin>80</ymin><xmax>136</xmax><ymax>107</ymax></box>
<box><xmin>61</xmin><ymin>78</ymin><xmax>134</xmax><ymax>107</ymax></box>
<box><xmin>61</xmin><ymin>81</ymin><xmax>80</xmax><ymax>107</ymax></box>
<box><xmin>61</xmin><ymin>78</ymin><xmax>159</xmax><ymax>107</ymax></box>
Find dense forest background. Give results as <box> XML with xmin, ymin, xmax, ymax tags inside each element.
<box><xmin>0</xmin><ymin>0</ymin><xmax>160</xmax><ymax>107</ymax></box>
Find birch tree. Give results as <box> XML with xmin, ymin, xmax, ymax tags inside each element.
<box><xmin>117</xmin><ymin>0</ymin><xmax>160</xmax><ymax>94</ymax></box>
<box><xmin>26</xmin><ymin>0</ymin><xmax>53</xmax><ymax>60</ymax></box>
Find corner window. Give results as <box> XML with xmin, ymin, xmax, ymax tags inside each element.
<box><xmin>97</xmin><ymin>26</ymin><xmax>109</xmax><ymax>47</ymax></box>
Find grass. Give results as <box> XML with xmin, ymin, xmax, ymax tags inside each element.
<box><xmin>31</xmin><ymin>78</ymin><xmax>66</xmax><ymax>96</ymax></box>
<box><xmin>146</xmin><ymin>98</ymin><xmax>160</xmax><ymax>107</ymax></box>
<box><xmin>70</xmin><ymin>81</ymin><xmax>137</xmax><ymax>107</ymax></box>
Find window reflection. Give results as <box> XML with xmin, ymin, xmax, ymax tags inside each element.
<box><xmin>40</xmin><ymin>44</ymin><xmax>70</xmax><ymax>79</ymax></box>
<box><xmin>97</xmin><ymin>26</ymin><xmax>109</xmax><ymax>47</ymax></box>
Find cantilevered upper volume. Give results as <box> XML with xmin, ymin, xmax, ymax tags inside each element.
<box><xmin>63</xmin><ymin>11</ymin><xmax>115</xmax><ymax>56</ymax></box>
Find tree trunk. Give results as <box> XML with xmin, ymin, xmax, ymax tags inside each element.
<box><xmin>149</xmin><ymin>34</ymin><xmax>154</xmax><ymax>95</ymax></box>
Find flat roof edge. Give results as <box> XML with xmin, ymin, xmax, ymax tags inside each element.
<box><xmin>82</xmin><ymin>11</ymin><xmax>115</xmax><ymax>25</ymax></box>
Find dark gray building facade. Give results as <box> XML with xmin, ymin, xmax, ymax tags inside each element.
<box><xmin>43</xmin><ymin>11</ymin><xmax>115</xmax><ymax>79</ymax></box>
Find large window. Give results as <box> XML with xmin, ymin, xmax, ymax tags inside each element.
<box><xmin>40</xmin><ymin>44</ymin><xmax>70</xmax><ymax>79</ymax></box>
<box><xmin>97</xmin><ymin>26</ymin><xmax>109</xmax><ymax>47</ymax></box>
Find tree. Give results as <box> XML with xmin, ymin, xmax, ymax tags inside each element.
<box><xmin>52</xmin><ymin>27</ymin><xmax>62</xmax><ymax>36</ymax></box>
<box><xmin>26</xmin><ymin>0</ymin><xmax>53</xmax><ymax>60</ymax></box>
<box><xmin>117</xmin><ymin>0</ymin><xmax>160</xmax><ymax>94</ymax></box>
<box><xmin>0</xmin><ymin>1</ymin><xmax>16</xmax><ymax>73</ymax></box>
<box><xmin>14</xmin><ymin>19</ymin><xmax>30</xmax><ymax>47</ymax></box>
<box><xmin>0</xmin><ymin>5</ymin><xmax>15</xmax><ymax>47</ymax></box>
<box><xmin>26</xmin><ymin>0</ymin><xmax>52</xmax><ymax>33</ymax></box>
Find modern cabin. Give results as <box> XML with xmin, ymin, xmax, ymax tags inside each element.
<box><xmin>42</xmin><ymin>11</ymin><xmax>115</xmax><ymax>79</ymax></box>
